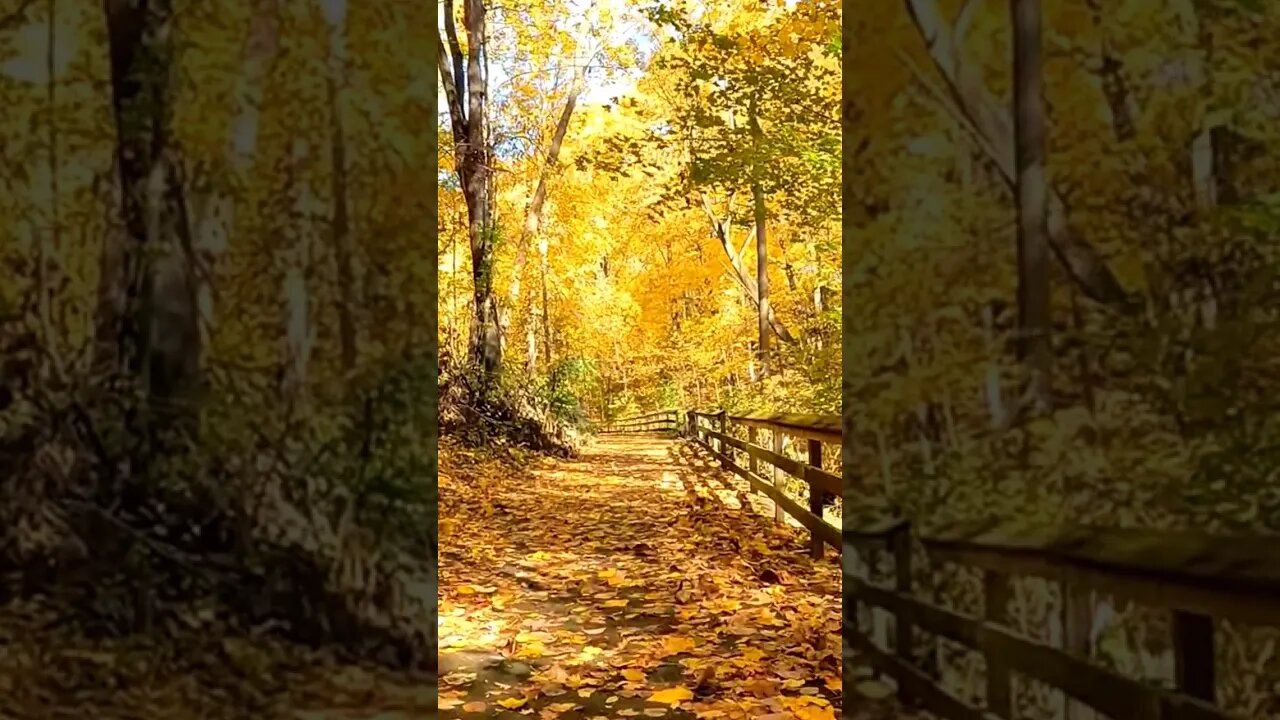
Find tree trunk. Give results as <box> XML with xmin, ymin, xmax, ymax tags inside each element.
<box><xmin>38</xmin><ymin>0</ymin><xmax>63</xmax><ymax>377</ymax></box>
<box><xmin>540</xmin><ymin>236</ymin><xmax>551</xmax><ymax>368</ymax></box>
<box><xmin>1012</xmin><ymin>0</ymin><xmax>1051</xmax><ymax>411</ymax></box>
<box><xmin>439</xmin><ymin>0</ymin><xmax>500</xmax><ymax>377</ymax></box>
<box><xmin>322</xmin><ymin>0</ymin><xmax>356</xmax><ymax>372</ymax></box>
<box><xmin>754</xmin><ymin>182</ymin><xmax>768</xmax><ymax>377</ymax></box>
<box><xmin>503</xmin><ymin>80</ymin><xmax>581</xmax><ymax>345</ymax></box>
<box><xmin>98</xmin><ymin>0</ymin><xmax>280</xmax><ymax>413</ymax></box>
<box><xmin>280</xmin><ymin>138</ymin><xmax>315</xmax><ymax>409</ymax></box>
<box><xmin>101</xmin><ymin>0</ymin><xmax>193</xmax><ymax>410</ymax></box>
<box><xmin>697</xmin><ymin>192</ymin><xmax>796</xmax><ymax>344</ymax></box>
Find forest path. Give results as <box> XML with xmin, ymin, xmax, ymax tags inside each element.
<box><xmin>434</xmin><ymin>434</ymin><xmax>844</xmax><ymax>719</ymax></box>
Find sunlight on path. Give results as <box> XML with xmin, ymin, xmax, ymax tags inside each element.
<box><xmin>437</xmin><ymin>435</ymin><xmax>843</xmax><ymax>719</ymax></box>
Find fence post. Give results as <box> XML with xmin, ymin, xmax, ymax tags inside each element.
<box><xmin>889</xmin><ymin>522</ymin><xmax>914</xmax><ymax>703</ymax></box>
<box><xmin>1173</xmin><ymin>611</ymin><xmax>1215</xmax><ymax>702</ymax></box>
<box><xmin>772</xmin><ymin>429</ymin><xmax>786</xmax><ymax>523</ymax></box>
<box><xmin>984</xmin><ymin>569</ymin><xmax>1012</xmax><ymax>717</ymax></box>
<box><xmin>807</xmin><ymin>439</ymin><xmax>825</xmax><ymax>559</ymax></box>
<box><xmin>716</xmin><ymin>410</ymin><xmax>728</xmax><ymax>468</ymax></box>
<box><xmin>747</xmin><ymin>426</ymin><xmax>759</xmax><ymax>481</ymax></box>
<box><xmin>1063</xmin><ymin>585</ymin><xmax>1096</xmax><ymax>720</ymax></box>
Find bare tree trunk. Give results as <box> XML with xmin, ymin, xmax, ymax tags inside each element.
<box><xmin>280</xmin><ymin>138</ymin><xmax>315</xmax><ymax>409</ymax></box>
<box><xmin>540</xmin><ymin>236</ymin><xmax>551</xmax><ymax>368</ymax></box>
<box><xmin>322</xmin><ymin>0</ymin><xmax>356</xmax><ymax>372</ymax></box>
<box><xmin>1012</xmin><ymin>0</ymin><xmax>1051</xmax><ymax>411</ymax></box>
<box><xmin>439</xmin><ymin>0</ymin><xmax>500</xmax><ymax>377</ymax></box>
<box><xmin>749</xmin><ymin>95</ymin><xmax>769</xmax><ymax>377</ymax></box>
<box><xmin>697</xmin><ymin>192</ymin><xmax>796</xmax><ymax>344</ymax></box>
<box><xmin>503</xmin><ymin>80</ymin><xmax>581</xmax><ymax>345</ymax></box>
<box><xmin>754</xmin><ymin>183</ymin><xmax>768</xmax><ymax>377</ymax></box>
<box><xmin>39</xmin><ymin>0</ymin><xmax>63</xmax><ymax>378</ymax></box>
<box><xmin>525</xmin><ymin>307</ymin><xmax>537</xmax><ymax>374</ymax></box>
<box><xmin>101</xmin><ymin>0</ymin><xmax>190</xmax><ymax>408</ymax></box>
<box><xmin>98</xmin><ymin>0</ymin><xmax>280</xmax><ymax>412</ymax></box>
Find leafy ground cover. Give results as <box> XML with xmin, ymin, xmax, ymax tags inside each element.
<box><xmin>437</xmin><ymin>435</ymin><xmax>844</xmax><ymax>719</ymax></box>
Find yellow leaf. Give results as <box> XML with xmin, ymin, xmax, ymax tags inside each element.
<box><xmin>794</xmin><ymin>707</ymin><xmax>836</xmax><ymax>720</ymax></box>
<box><xmin>603</xmin><ymin>599</ymin><xmax>629</xmax><ymax>607</ymax></box>
<box><xmin>660</xmin><ymin>636</ymin><xmax>695</xmax><ymax>656</ymax></box>
<box><xmin>648</xmin><ymin>687</ymin><xmax>694</xmax><ymax>705</ymax></box>
<box><xmin>622</xmin><ymin>668</ymin><xmax>647</xmax><ymax>683</ymax></box>
<box><xmin>497</xmin><ymin>697</ymin><xmax>528</xmax><ymax>709</ymax></box>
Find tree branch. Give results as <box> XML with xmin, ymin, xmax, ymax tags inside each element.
<box><xmin>436</xmin><ymin>26</ymin><xmax>466</xmax><ymax>145</ymax></box>
<box><xmin>904</xmin><ymin>0</ymin><xmax>1131</xmax><ymax>309</ymax></box>
<box><xmin>0</xmin><ymin>0</ymin><xmax>36</xmax><ymax>32</ymax></box>
<box><xmin>442</xmin><ymin>0</ymin><xmax>466</xmax><ymax>112</ymax></box>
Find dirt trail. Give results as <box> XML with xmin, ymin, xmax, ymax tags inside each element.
<box><xmin>437</xmin><ymin>434</ymin><xmax>843</xmax><ymax>719</ymax></box>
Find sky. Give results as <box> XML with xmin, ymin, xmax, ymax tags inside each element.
<box><xmin>436</xmin><ymin>0</ymin><xmax>656</xmax><ymax>125</ymax></box>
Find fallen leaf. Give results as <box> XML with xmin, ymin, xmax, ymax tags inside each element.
<box><xmin>648</xmin><ymin>687</ymin><xmax>694</xmax><ymax>705</ymax></box>
<box><xmin>659</xmin><ymin>636</ymin><xmax>695</xmax><ymax>656</ymax></box>
<box><xmin>497</xmin><ymin>697</ymin><xmax>529</xmax><ymax>709</ymax></box>
<box><xmin>462</xmin><ymin>701</ymin><xmax>487</xmax><ymax>712</ymax></box>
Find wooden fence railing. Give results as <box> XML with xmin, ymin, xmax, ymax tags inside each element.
<box><xmin>684</xmin><ymin>409</ymin><xmax>840</xmax><ymax>559</ymax></box>
<box><xmin>845</xmin><ymin>518</ymin><xmax>1280</xmax><ymax>720</ymax></box>
<box><xmin>598</xmin><ymin>410</ymin><xmax>679</xmax><ymax>434</ymax></box>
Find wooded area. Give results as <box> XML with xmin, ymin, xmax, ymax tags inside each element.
<box><xmin>844</xmin><ymin>0</ymin><xmax>1280</xmax><ymax>717</ymax></box>
<box><xmin>436</xmin><ymin>0</ymin><xmax>842</xmax><ymax>718</ymax></box>
<box><xmin>0</xmin><ymin>1</ymin><xmax>439</xmax><ymax>715</ymax></box>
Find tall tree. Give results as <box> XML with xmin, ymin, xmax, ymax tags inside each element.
<box><xmin>1012</xmin><ymin>0</ymin><xmax>1051</xmax><ymax>412</ymax></box>
<box><xmin>748</xmin><ymin>94</ymin><xmax>769</xmax><ymax>377</ymax></box>
<box><xmin>504</xmin><ymin>78</ymin><xmax>582</xmax><ymax>353</ymax></box>
<box><xmin>98</xmin><ymin>0</ymin><xmax>281</xmax><ymax>415</ymax></box>
<box><xmin>321</xmin><ymin>0</ymin><xmax>356</xmax><ymax>372</ymax></box>
<box><xmin>438</xmin><ymin>0</ymin><xmax>501</xmax><ymax>377</ymax></box>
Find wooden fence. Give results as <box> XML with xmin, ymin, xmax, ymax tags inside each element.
<box><xmin>845</xmin><ymin>518</ymin><xmax>1280</xmax><ymax>720</ymax></box>
<box><xmin>597</xmin><ymin>410</ymin><xmax>679</xmax><ymax>434</ymax></box>
<box><xmin>684</xmin><ymin>409</ymin><xmax>840</xmax><ymax>559</ymax></box>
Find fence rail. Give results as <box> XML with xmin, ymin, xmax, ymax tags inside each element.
<box><xmin>598</xmin><ymin>410</ymin><xmax>679</xmax><ymax>434</ymax></box>
<box><xmin>685</xmin><ymin>409</ymin><xmax>840</xmax><ymax>559</ymax></box>
<box><xmin>845</xmin><ymin>519</ymin><xmax>1280</xmax><ymax>720</ymax></box>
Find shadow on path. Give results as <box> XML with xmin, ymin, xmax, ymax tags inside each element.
<box><xmin>437</xmin><ymin>435</ymin><xmax>842</xmax><ymax>719</ymax></box>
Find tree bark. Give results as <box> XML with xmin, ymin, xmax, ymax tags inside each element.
<box><xmin>503</xmin><ymin>81</ymin><xmax>581</xmax><ymax>346</ymax></box>
<box><xmin>541</xmin><ymin>236</ymin><xmax>551</xmax><ymax>368</ymax></box>
<box><xmin>749</xmin><ymin>96</ymin><xmax>769</xmax><ymax>377</ymax></box>
<box><xmin>696</xmin><ymin>192</ymin><xmax>796</xmax><ymax>344</ymax></box>
<box><xmin>1012</xmin><ymin>0</ymin><xmax>1051</xmax><ymax>410</ymax></box>
<box><xmin>98</xmin><ymin>0</ymin><xmax>280</xmax><ymax>411</ymax></box>
<box><xmin>904</xmin><ymin>0</ymin><xmax>1130</xmax><ymax>309</ymax></box>
<box><xmin>439</xmin><ymin>0</ymin><xmax>501</xmax><ymax>377</ymax></box>
<box><xmin>100</xmin><ymin>0</ymin><xmax>191</xmax><ymax>407</ymax></box>
<box><xmin>280</xmin><ymin>138</ymin><xmax>315</xmax><ymax>408</ymax></box>
<box><xmin>754</xmin><ymin>183</ymin><xmax>768</xmax><ymax>377</ymax></box>
<box><xmin>322</xmin><ymin>0</ymin><xmax>356</xmax><ymax>372</ymax></box>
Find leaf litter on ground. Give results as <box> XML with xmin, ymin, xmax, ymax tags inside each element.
<box><xmin>438</xmin><ymin>436</ymin><xmax>842</xmax><ymax>719</ymax></box>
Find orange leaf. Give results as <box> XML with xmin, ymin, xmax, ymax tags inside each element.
<box><xmin>648</xmin><ymin>687</ymin><xmax>694</xmax><ymax>705</ymax></box>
